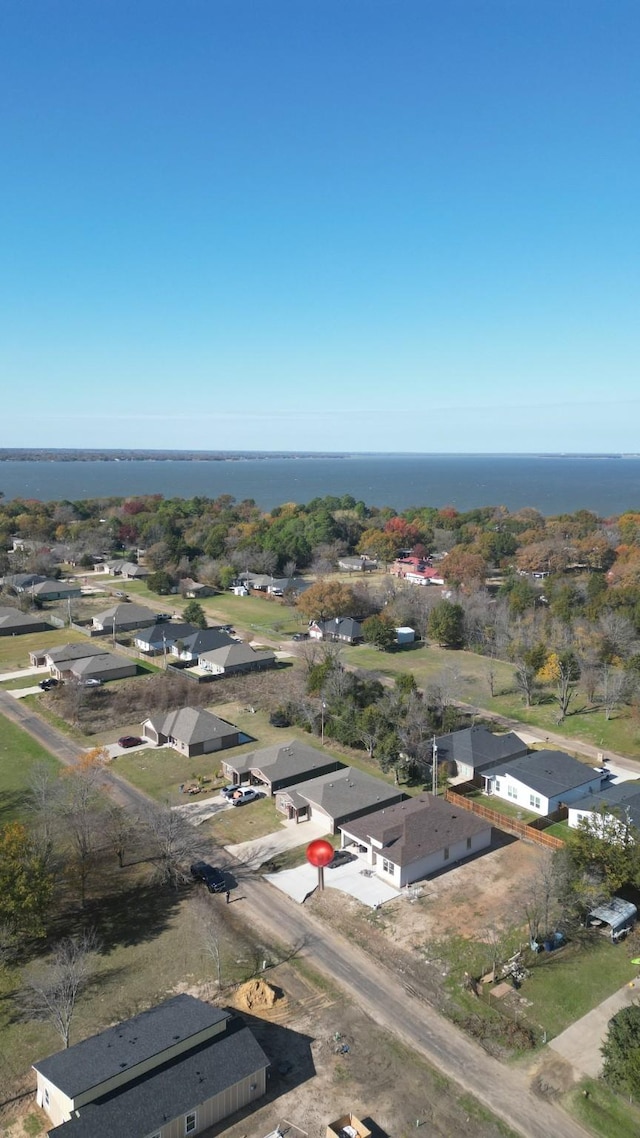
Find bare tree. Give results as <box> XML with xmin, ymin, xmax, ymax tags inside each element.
<box><xmin>519</xmin><ymin>852</ymin><xmax>562</xmax><ymax>945</ymax></box>
<box><xmin>600</xmin><ymin>664</ymin><xmax>634</xmax><ymax>721</ymax></box>
<box><xmin>193</xmin><ymin>894</ymin><xmax>223</xmax><ymax>989</ymax></box>
<box><xmin>103</xmin><ymin>804</ymin><xmax>139</xmax><ymax>869</ymax></box>
<box><xmin>20</xmin><ymin>929</ymin><xmax>99</xmax><ymax>1048</ymax></box>
<box><xmin>143</xmin><ymin>804</ymin><xmax>206</xmax><ymax>888</ymax></box>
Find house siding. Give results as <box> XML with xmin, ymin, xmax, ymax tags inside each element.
<box><xmin>489</xmin><ymin>772</ymin><xmax>604</xmax><ymax>815</ymax></box>
<box><xmin>340</xmin><ymin>824</ymin><xmax>491</xmax><ymax>886</ymax></box>
<box><xmin>157</xmin><ymin>1068</ymin><xmax>267</xmax><ymax>1138</ymax></box>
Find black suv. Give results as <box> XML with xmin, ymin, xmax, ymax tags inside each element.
<box><xmin>190</xmin><ymin>861</ymin><xmax>226</xmax><ymax>893</ymax></box>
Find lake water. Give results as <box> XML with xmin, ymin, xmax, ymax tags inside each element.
<box><xmin>1</xmin><ymin>455</ymin><xmax>640</xmax><ymax>516</ymax></box>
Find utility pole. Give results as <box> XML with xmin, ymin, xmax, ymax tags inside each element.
<box><xmin>321</xmin><ymin>700</ymin><xmax>326</xmax><ymax>745</ymax></box>
<box><xmin>432</xmin><ymin>736</ymin><xmax>438</xmax><ymax>796</ymax></box>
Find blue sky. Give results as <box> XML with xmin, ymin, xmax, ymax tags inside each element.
<box><xmin>1</xmin><ymin>0</ymin><xmax>639</xmax><ymax>453</ymax></box>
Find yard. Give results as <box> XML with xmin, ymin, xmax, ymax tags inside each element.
<box><xmin>0</xmin><ymin>714</ymin><xmax>60</xmax><ymax>823</ymax></box>
<box><xmin>0</xmin><ymin>628</ymin><xmax>88</xmax><ymax>673</ymax></box>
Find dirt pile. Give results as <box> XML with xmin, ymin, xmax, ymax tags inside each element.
<box><xmin>234</xmin><ymin>978</ymin><xmax>283</xmax><ymax>1013</ymax></box>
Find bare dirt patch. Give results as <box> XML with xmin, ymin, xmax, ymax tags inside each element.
<box><xmin>218</xmin><ymin>961</ymin><xmax>516</xmax><ymax>1138</ymax></box>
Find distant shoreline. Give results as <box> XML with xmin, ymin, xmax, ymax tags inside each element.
<box><xmin>0</xmin><ymin>449</ymin><xmax>636</xmax><ymax>463</ymax></box>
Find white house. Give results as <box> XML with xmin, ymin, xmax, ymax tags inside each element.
<box><xmin>568</xmin><ymin>781</ymin><xmax>640</xmax><ymax>834</ymax></box>
<box><xmin>481</xmin><ymin>749</ymin><xmax>607</xmax><ymax>815</ymax></box>
<box><xmin>340</xmin><ymin>793</ymin><xmax>491</xmax><ymax>888</ymax></box>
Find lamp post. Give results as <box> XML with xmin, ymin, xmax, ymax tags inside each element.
<box><xmin>321</xmin><ymin>700</ymin><xmax>327</xmax><ymax>746</ymax></box>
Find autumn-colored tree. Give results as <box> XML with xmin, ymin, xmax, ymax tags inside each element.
<box><xmin>296</xmin><ymin>580</ymin><xmax>357</xmax><ymax>622</ymax></box>
<box><xmin>441</xmin><ymin>546</ymin><xmax>488</xmax><ymax>589</ymax></box>
<box><xmin>356</xmin><ymin>529</ymin><xmax>398</xmax><ymax>565</ymax></box>
<box><xmin>537</xmin><ymin>651</ymin><xmax>581</xmax><ymax>721</ymax></box>
<box><xmin>0</xmin><ymin>823</ymin><xmax>53</xmax><ymax>938</ymax></box>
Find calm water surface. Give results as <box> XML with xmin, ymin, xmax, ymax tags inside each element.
<box><xmin>1</xmin><ymin>455</ymin><xmax>640</xmax><ymax>516</ymax></box>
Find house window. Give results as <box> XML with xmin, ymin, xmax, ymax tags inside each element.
<box><xmin>508</xmin><ymin>785</ymin><xmax>517</xmax><ymax>800</ymax></box>
<box><xmin>443</xmin><ymin>847</ymin><xmax>449</xmax><ymax>860</ymax></box>
<box><xmin>466</xmin><ymin>837</ymin><xmax>472</xmax><ymax>850</ymax></box>
<box><xmin>44</xmin><ymin>1087</ymin><xmax>50</xmax><ymax>1106</ymax></box>
<box><xmin>185</xmin><ymin>1112</ymin><xmax>197</xmax><ymax>1134</ymax></box>
<box><xmin>382</xmin><ymin>858</ymin><xmax>394</xmax><ymax>875</ymax></box>
<box><xmin>529</xmin><ymin>794</ymin><xmax>541</xmax><ymax>810</ymax></box>
<box><xmin>494</xmin><ymin>779</ymin><xmax>501</xmax><ymax>792</ymax></box>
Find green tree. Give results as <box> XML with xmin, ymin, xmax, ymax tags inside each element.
<box><xmin>427</xmin><ymin>601</ymin><xmax>465</xmax><ymax>648</ymax></box>
<box><xmin>147</xmin><ymin>569</ymin><xmax>175</xmax><ymax>595</ymax></box>
<box><xmin>567</xmin><ymin>806</ymin><xmax>640</xmax><ymax>893</ymax></box>
<box><xmin>0</xmin><ymin>823</ymin><xmax>53</xmax><ymax>938</ymax></box>
<box><xmin>182</xmin><ymin>600</ymin><xmax>207</xmax><ymax>629</ymax></box>
<box><xmin>602</xmin><ymin>1005</ymin><xmax>640</xmax><ymax>1099</ymax></box>
<box><xmin>362</xmin><ymin>613</ymin><xmax>396</xmax><ymax>651</ymax></box>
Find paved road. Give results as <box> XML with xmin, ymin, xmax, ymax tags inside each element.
<box><xmin>239</xmin><ymin>873</ymin><xmax>591</xmax><ymax>1138</ymax></box>
<box><xmin>0</xmin><ymin>690</ymin><xmax>153</xmax><ymax>814</ymax></box>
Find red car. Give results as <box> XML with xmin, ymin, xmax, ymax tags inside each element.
<box><xmin>117</xmin><ymin>736</ymin><xmax>143</xmax><ymax>749</ymax></box>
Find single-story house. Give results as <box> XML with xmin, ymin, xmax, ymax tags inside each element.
<box><xmin>30</xmin><ymin>642</ymin><xmax>111</xmax><ymax>669</ymax></box>
<box><xmin>92</xmin><ymin>603</ymin><xmax>159</xmax><ymax>632</ymax></box>
<box><xmin>266</xmin><ymin>577</ymin><xmax>310</xmax><ymax>597</ymax></box>
<box><xmin>0</xmin><ymin>607</ymin><xmax>51</xmax><ymax>636</ymax></box>
<box><xmin>222</xmin><ymin>739</ymin><xmax>345</xmax><ymax>794</ymax></box>
<box><xmin>63</xmin><ymin>652</ymin><xmax>137</xmax><ymax>684</ymax></box>
<box><xmin>340</xmin><ymin>793</ymin><xmax>492</xmax><ymax>887</ymax></box>
<box><xmin>568</xmin><ymin>780</ymin><xmax>640</xmax><ymax>834</ymax></box>
<box><xmin>198</xmin><ymin>642</ymin><xmax>276</xmax><ymax>677</ymax></box>
<box><xmin>338</xmin><ymin>556</ymin><xmax>378</xmax><ymax>573</ymax></box>
<box><xmin>4</xmin><ymin>572</ymin><xmax>47</xmax><ymax>592</ymax></box>
<box><xmin>170</xmin><ymin>628</ymin><xmax>235</xmax><ymax>663</ymax></box>
<box><xmin>118</xmin><ymin>562</ymin><xmax>150</xmax><ymax>580</ymax></box>
<box><xmin>142</xmin><ymin>706</ymin><xmax>242</xmax><ymax>756</ymax></box>
<box><xmin>134</xmin><ymin>622</ymin><xmax>198</xmax><ymax>655</ymax></box>
<box><xmin>29</xmin><ymin>579</ymin><xmax>82</xmax><ymax>601</ymax></box>
<box><xmin>32</xmin><ymin>994</ymin><xmax>269</xmax><ymax>1138</ymax></box>
<box><xmin>434</xmin><ymin>726</ymin><xmax>529</xmax><ymax>781</ymax></box>
<box><xmin>308</xmin><ymin>617</ymin><xmax>363</xmax><ymax>644</ymax></box>
<box><xmin>275</xmin><ymin>767</ymin><xmax>406</xmax><ymax>833</ymax></box>
<box><xmin>179</xmin><ymin>577</ymin><xmax>216</xmax><ymax>598</ymax></box>
<box><xmin>481</xmin><ymin>749</ymin><xmax>607</xmax><ymax>815</ymax></box>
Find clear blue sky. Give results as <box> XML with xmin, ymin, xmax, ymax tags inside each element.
<box><xmin>1</xmin><ymin>0</ymin><xmax>639</xmax><ymax>453</ymax></box>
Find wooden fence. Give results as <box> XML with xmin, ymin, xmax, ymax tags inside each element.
<box><xmin>445</xmin><ymin>789</ymin><xmax>565</xmax><ymax>850</ymax></box>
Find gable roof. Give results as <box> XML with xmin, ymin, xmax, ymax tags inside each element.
<box><xmin>342</xmin><ymin>793</ymin><xmax>490</xmax><ymax>865</ymax></box>
<box><xmin>30</xmin><ymin>579</ymin><xmax>80</xmax><ymax>596</ymax></box>
<box><xmin>435</xmin><ymin>726</ymin><xmax>528</xmax><ymax>771</ymax></box>
<box><xmin>93</xmin><ymin>603</ymin><xmax>158</xmax><ymax>627</ymax></box>
<box><xmin>230</xmin><ymin>739</ymin><xmax>345</xmax><ymax>782</ymax></box>
<box><xmin>291</xmin><ymin>767</ymin><xmax>404</xmax><ymax>820</ymax></box>
<box><xmin>199</xmin><ymin>643</ymin><xmax>275</xmax><ymax>668</ymax></box>
<box><xmin>46</xmin><ymin>643</ymin><xmax>111</xmax><ymax>664</ymax></box>
<box><xmin>33</xmin><ymin>994</ymin><xmax>228</xmax><ymax>1099</ymax></box>
<box><xmin>135</xmin><ymin>622</ymin><xmax>197</xmax><ymax>647</ymax></box>
<box><xmin>177</xmin><ymin>628</ymin><xmax>234</xmax><ymax>654</ymax></box>
<box><xmin>47</xmin><ymin>1018</ymin><xmax>268</xmax><ymax>1138</ymax></box>
<box><xmin>570</xmin><ymin>780</ymin><xmax>640</xmax><ymax>830</ymax></box>
<box><xmin>313</xmin><ymin>616</ymin><xmax>362</xmax><ymax>638</ymax></box>
<box><xmin>144</xmin><ymin>707</ymin><xmax>239</xmax><ymax>746</ymax></box>
<box><xmin>483</xmin><ymin>749</ymin><xmax>603</xmax><ymax>798</ymax></box>
<box><xmin>0</xmin><ymin>607</ymin><xmax>49</xmax><ymax>631</ymax></box>
<box><xmin>70</xmin><ymin>652</ymin><xmax>133</xmax><ymax>678</ymax></box>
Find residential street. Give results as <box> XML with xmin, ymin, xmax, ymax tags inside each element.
<box><xmin>0</xmin><ymin>689</ymin><xmax>595</xmax><ymax>1138</ymax></box>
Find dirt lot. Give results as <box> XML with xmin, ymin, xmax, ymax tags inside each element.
<box><xmin>216</xmin><ymin>962</ymin><xmax>516</xmax><ymax>1138</ymax></box>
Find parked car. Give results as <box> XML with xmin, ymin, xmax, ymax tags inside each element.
<box><xmin>114</xmin><ymin>591</ymin><xmax>128</xmax><ymax>598</ymax></box>
<box><xmin>221</xmin><ymin>784</ymin><xmax>242</xmax><ymax>799</ymax></box>
<box><xmin>80</xmin><ymin>678</ymin><xmax>103</xmax><ymax>686</ymax></box>
<box><xmin>291</xmin><ymin>632</ymin><xmax>308</xmax><ymax>641</ymax></box>
<box><xmin>328</xmin><ymin>849</ymin><xmax>357</xmax><ymax>869</ymax></box>
<box><xmin>190</xmin><ymin>861</ymin><xmax>226</xmax><ymax>893</ymax></box>
<box><xmin>231</xmin><ymin>788</ymin><xmax>261</xmax><ymax>807</ymax></box>
<box><xmin>156</xmin><ymin>612</ymin><xmax>172</xmax><ymax>621</ymax></box>
<box><xmin>39</xmin><ymin>678</ymin><xmax>59</xmax><ymax>691</ymax></box>
<box><xmin>117</xmin><ymin>735</ymin><xmax>143</xmax><ymax>748</ymax></box>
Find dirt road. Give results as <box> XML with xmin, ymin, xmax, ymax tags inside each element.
<box><xmin>238</xmin><ymin>873</ymin><xmax>591</xmax><ymax>1138</ymax></box>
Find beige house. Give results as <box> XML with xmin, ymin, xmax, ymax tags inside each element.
<box><xmin>142</xmin><ymin>706</ymin><xmax>243</xmax><ymax>757</ymax></box>
<box><xmin>33</xmin><ymin>994</ymin><xmax>269</xmax><ymax>1138</ymax></box>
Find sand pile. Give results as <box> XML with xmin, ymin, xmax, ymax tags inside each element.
<box><xmin>235</xmin><ymin>978</ymin><xmax>282</xmax><ymax>1012</ymax></box>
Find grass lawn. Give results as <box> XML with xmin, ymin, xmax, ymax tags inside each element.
<box><xmin>112</xmin><ymin>746</ymin><xmax>228</xmax><ymax>802</ymax></box>
<box><xmin>545</xmin><ymin>820</ymin><xmax>572</xmax><ymax>839</ymax></box>
<box><xmin>0</xmin><ymin>714</ymin><xmax>60</xmax><ymax>823</ymax></box>
<box><xmin>522</xmin><ymin>936</ymin><xmax>637</xmax><ymax>1040</ymax></box>
<box><xmin>0</xmin><ymin>675</ymin><xmax>43</xmax><ymax>690</ymax></box>
<box><xmin>21</xmin><ymin>695</ymin><xmax>91</xmax><ymax>743</ymax></box>
<box><xmin>463</xmin><ymin>788</ymin><xmax>538</xmax><ymax>823</ymax></box>
<box><xmin>565</xmin><ymin>1077</ymin><xmax>640</xmax><ymax>1138</ymax></box>
<box><xmin>208</xmin><ymin>795</ymin><xmax>282</xmax><ymax>844</ymax></box>
<box><xmin>0</xmin><ymin>627</ymin><xmax>89</xmax><ymax>673</ymax></box>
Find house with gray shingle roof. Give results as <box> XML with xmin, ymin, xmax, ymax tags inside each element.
<box><xmin>568</xmin><ymin>780</ymin><xmax>640</xmax><ymax>835</ymax></box>
<box><xmin>275</xmin><ymin>767</ymin><xmax>405</xmax><ymax>833</ymax></box>
<box><xmin>198</xmin><ymin>642</ymin><xmax>276</xmax><ymax>677</ymax></box>
<box><xmin>0</xmin><ymin>607</ymin><xmax>51</xmax><ymax>636</ymax></box>
<box><xmin>308</xmin><ymin>616</ymin><xmax>363</xmax><ymax>644</ymax></box>
<box><xmin>142</xmin><ymin>706</ymin><xmax>243</xmax><ymax>757</ymax></box>
<box><xmin>170</xmin><ymin>627</ymin><xmax>234</xmax><ymax>663</ymax></box>
<box><xmin>340</xmin><ymin>793</ymin><xmax>492</xmax><ymax>887</ymax></box>
<box><xmin>134</xmin><ymin>621</ymin><xmax>198</xmax><ymax>654</ymax></box>
<box><xmin>222</xmin><ymin>739</ymin><xmax>345</xmax><ymax>794</ymax></box>
<box><xmin>434</xmin><ymin>726</ymin><xmax>529</xmax><ymax>781</ymax></box>
<box><xmin>92</xmin><ymin>603</ymin><xmax>158</xmax><ymax>632</ymax></box>
<box><xmin>32</xmin><ymin>993</ymin><xmax>269</xmax><ymax>1138</ymax></box>
<box><xmin>481</xmin><ymin>749</ymin><xmax>607</xmax><ymax>815</ymax></box>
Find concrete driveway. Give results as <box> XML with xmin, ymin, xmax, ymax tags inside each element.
<box><xmin>549</xmin><ymin>976</ymin><xmax>640</xmax><ymax>1078</ymax></box>
<box><xmin>102</xmin><ymin>740</ymin><xmax>150</xmax><ymax>759</ymax></box>
<box><xmin>7</xmin><ymin>684</ymin><xmax>44</xmax><ymax>698</ymax></box>
<box><xmin>225</xmin><ymin>817</ymin><xmax>329</xmax><ymax>869</ymax></box>
<box><xmin>174</xmin><ymin>793</ymin><xmax>232</xmax><ymax>826</ymax></box>
<box><xmin>266</xmin><ymin>852</ymin><xmax>402</xmax><ymax>908</ymax></box>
